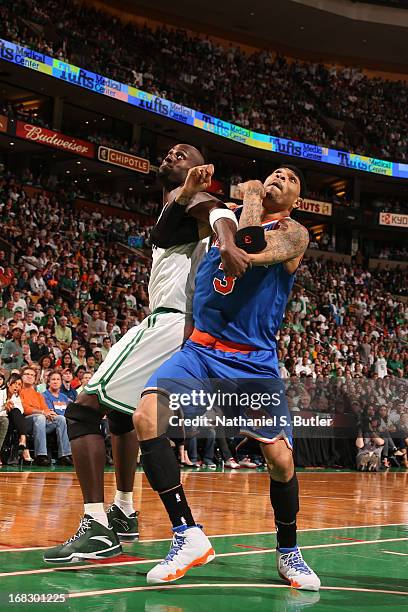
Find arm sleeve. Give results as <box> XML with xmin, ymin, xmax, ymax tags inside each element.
<box><xmin>150</xmin><ymin>192</ymin><xmax>224</xmax><ymax>248</ymax></box>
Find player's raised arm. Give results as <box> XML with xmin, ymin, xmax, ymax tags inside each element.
<box><xmin>250</xmin><ymin>219</ymin><xmax>309</xmax><ymax>266</ymax></box>
<box><xmin>152</xmin><ymin>164</ymin><xmax>250</xmax><ymax>277</ymax></box>
<box><xmin>236</xmin><ymin>171</ymin><xmax>309</xmax><ymax>268</ymax></box>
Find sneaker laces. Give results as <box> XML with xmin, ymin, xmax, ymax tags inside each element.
<box><xmin>281</xmin><ymin>550</ymin><xmax>312</xmax><ymax>575</ymax></box>
<box><xmin>63</xmin><ymin>517</ymin><xmax>93</xmax><ymax>545</ymax></box>
<box><xmin>161</xmin><ymin>532</ymin><xmax>186</xmax><ymax>565</ymax></box>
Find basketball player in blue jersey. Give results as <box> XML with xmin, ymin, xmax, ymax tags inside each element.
<box><xmin>133</xmin><ymin>165</ymin><xmax>321</xmax><ymax>591</ymax></box>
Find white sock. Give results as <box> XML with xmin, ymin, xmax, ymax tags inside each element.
<box><xmin>114</xmin><ymin>490</ymin><xmax>135</xmax><ymax>517</ymax></box>
<box><xmin>84</xmin><ymin>503</ymin><xmax>109</xmax><ymax>527</ymax></box>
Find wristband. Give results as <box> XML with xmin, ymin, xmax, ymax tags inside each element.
<box><xmin>235</xmin><ymin>226</ymin><xmax>267</xmax><ymax>253</ymax></box>
<box><xmin>209</xmin><ymin>208</ymin><xmax>238</xmax><ymax>231</ymax></box>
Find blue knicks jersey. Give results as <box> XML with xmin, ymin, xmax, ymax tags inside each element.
<box><xmin>193</xmin><ymin>218</ymin><xmax>296</xmax><ymax>350</ymax></box>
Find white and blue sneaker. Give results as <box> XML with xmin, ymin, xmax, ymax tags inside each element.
<box><xmin>277</xmin><ymin>546</ymin><xmax>321</xmax><ymax>591</ymax></box>
<box><xmin>146</xmin><ymin>524</ymin><xmax>215</xmax><ymax>584</ymax></box>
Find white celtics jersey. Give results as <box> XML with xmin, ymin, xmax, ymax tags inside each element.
<box><xmin>148</xmin><ymin>240</ymin><xmax>208</xmax><ymax>314</ymax></box>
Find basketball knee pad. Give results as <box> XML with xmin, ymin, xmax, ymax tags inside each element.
<box><xmin>107</xmin><ymin>410</ymin><xmax>134</xmax><ymax>436</ymax></box>
<box><xmin>65</xmin><ymin>402</ymin><xmax>104</xmax><ymax>441</ymax></box>
<box><xmin>140</xmin><ymin>435</ymin><xmax>180</xmax><ymax>492</ymax></box>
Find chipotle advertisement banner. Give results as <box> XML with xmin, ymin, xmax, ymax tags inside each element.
<box><xmin>98</xmin><ymin>146</ymin><xmax>150</xmax><ymax>173</ymax></box>
<box><xmin>16</xmin><ymin>122</ymin><xmax>95</xmax><ymax>158</ymax></box>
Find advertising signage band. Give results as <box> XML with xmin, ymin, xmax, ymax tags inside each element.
<box><xmin>379</xmin><ymin>212</ymin><xmax>408</xmax><ymax>228</ymax></box>
<box><xmin>16</xmin><ymin>121</ymin><xmax>95</xmax><ymax>158</ymax></box>
<box><xmin>297</xmin><ymin>199</ymin><xmax>332</xmax><ymax>216</ymax></box>
<box><xmin>1</xmin><ymin>38</ymin><xmax>407</xmax><ymax>180</ymax></box>
<box><xmin>98</xmin><ymin>146</ymin><xmax>150</xmax><ymax>173</ymax></box>
<box><xmin>0</xmin><ymin>114</ymin><xmax>8</xmax><ymax>133</ymax></box>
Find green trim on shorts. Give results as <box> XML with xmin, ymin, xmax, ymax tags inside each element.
<box><xmin>83</xmin><ymin>309</ymin><xmax>176</xmax><ymax>414</ymax></box>
<box><xmin>151</xmin><ymin>307</ymin><xmax>183</xmax><ymax>316</ymax></box>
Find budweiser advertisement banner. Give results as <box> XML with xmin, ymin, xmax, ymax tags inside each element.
<box><xmin>16</xmin><ymin>122</ymin><xmax>95</xmax><ymax>158</ymax></box>
<box><xmin>98</xmin><ymin>146</ymin><xmax>150</xmax><ymax>173</ymax></box>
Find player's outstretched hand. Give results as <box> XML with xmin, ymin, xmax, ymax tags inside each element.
<box><xmin>181</xmin><ymin>164</ymin><xmax>215</xmax><ymax>198</ymax></box>
<box><xmin>220</xmin><ymin>244</ymin><xmax>251</xmax><ymax>278</ymax></box>
<box><xmin>238</xmin><ymin>180</ymin><xmax>266</xmax><ymax>201</ymax></box>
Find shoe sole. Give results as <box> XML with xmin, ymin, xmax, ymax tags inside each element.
<box><xmin>116</xmin><ymin>532</ymin><xmax>139</xmax><ymax>543</ymax></box>
<box><xmin>278</xmin><ymin>569</ymin><xmax>320</xmax><ymax>591</ymax></box>
<box><xmin>43</xmin><ymin>544</ymin><xmax>122</xmax><ymax>564</ymax></box>
<box><xmin>147</xmin><ymin>547</ymin><xmax>216</xmax><ymax>584</ymax></box>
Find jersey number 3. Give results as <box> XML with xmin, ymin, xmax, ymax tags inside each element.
<box><xmin>213</xmin><ymin>263</ymin><xmax>236</xmax><ymax>295</ymax></box>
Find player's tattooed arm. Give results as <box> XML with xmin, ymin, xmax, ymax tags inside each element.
<box><xmin>237</xmin><ymin>180</ymin><xmax>266</xmax><ymax>229</ymax></box>
<box><xmin>249</xmin><ymin>219</ymin><xmax>309</xmax><ymax>266</ymax></box>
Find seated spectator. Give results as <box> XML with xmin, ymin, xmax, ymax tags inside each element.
<box><xmin>377</xmin><ymin>405</ymin><xmax>405</xmax><ymax>467</ymax></box>
<box><xmin>56</xmin><ymin>350</ymin><xmax>74</xmax><ymax>370</ymax></box>
<box><xmin>20</xmin><ymin>366</ymin><xmax>72</xmax><ymax>466</ymax></box>
<box><xmin>0</xmin><ymin>373</ymin><xmax>33</xmax><ymax>464</ymax></box>
<box><xmin>54</xmin><ymin>316</ymin><xmax>72</xmax><ymax>351</ymax></box>
<box><xmin>72</xmin><ymin>345</ymin><xmax>87</xmax><ymax>368</ymax></box>
<box><xmin>71</xmin><ymin>366</ymin><xmax>86</xmax><ymax>390</ymax></box>
<box><xmin>60</xmin><ymin>369</ymin><xmax>78</xmax><ymax>402</ymax></box>
<box><xmin>100</xmin><ymin>336</ymin><xmax>112</xmax><ymax>360</ymax></box>
<box><xmin>92</xmin><ymin>347</ymin><xmax>104</xmax><ymax>368</ymax></box>
<box><xmin>355</xmin><ymin>435</ymin><xmax>383</xmax><ymax>471</ymax></box>
<box><xmin>75</xmin><ymin>371</ymin><xmax>93</xmax><ymax>395</ymax></box>
<box><xmin>0</xmin><ymin>327</ymin><xmax>24</xmax><ymax>371</ymax></box>
<box><xmin>38</xmin><ymin>354</ymin><xmax>54</xmax><ymax>389</ymax></box>
<box><xmin>29</xmin><ymin>332</ymin><xmax>50</xmax><ymax>363</ymax></box>
<box><xmin>30</xmin><ymin>269</ymin><xmax>47</xmax><ymax>295</ymax></box>
<box><xmin>23</xmin><ymin>311</ymin><xmax>39</xmax><ymax>335</ymax></box>
<box><xmin>43</xmin><ymin>371</ymin><xmax>70</xmax><ymax>417</ymax></box>
<box><xmin>0</xmin><ymin>323</ymin><xmax>8</xmax><ymax>353</ymax></box>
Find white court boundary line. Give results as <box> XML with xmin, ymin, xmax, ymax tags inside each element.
<box><xmin>68</xmin><ymin>582</ymin><xmax>408</xmax><ymax>599</ymax></box>
<box><xmin>0</xmin><ymin>536</ymin><xmax>407</xmax><ymax>578</ymax></box>
<box><xmin>0</xmin><ymin>522</ymin><xmax>406</xmax><ymax>552</ymax></box>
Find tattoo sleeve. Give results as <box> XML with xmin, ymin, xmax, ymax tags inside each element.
<box><xmin>238</xmin><ymin>190</ymin><xmax>264</xmax><ymax>229</ymax></box>
<box><xmin>249</xmin><ymin>219</ymin><xmax>309</xmax><ymax>266</ymax></box>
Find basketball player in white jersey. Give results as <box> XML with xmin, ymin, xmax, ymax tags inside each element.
<box><xmin>43</xmin><ymin>144</ymin><xmax>250</xmax><ymax>563</ymax></box>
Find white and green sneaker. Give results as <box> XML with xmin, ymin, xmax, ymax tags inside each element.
<box><xmin>43</xmin><ymin>515</ymin><xmax>122</xmax><ymax>564</ymax></box>
<box><xmin>107</xmin><ymin>503</ymin><xmax>139</xmax><ymax>542</ymax></box>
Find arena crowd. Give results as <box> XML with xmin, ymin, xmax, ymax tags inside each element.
<box><xmin>0</xmin><ymin>171</ymin><xmax>406</xmax><ymax>470</ymax></box>
<box><xmin>1</xmin><ymin>0</ymin><xmax>408</xmax><ymax>161</ymax></box>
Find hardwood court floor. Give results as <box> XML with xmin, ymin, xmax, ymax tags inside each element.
<box><xmin>0</xmin><ymin>466</ymin><xmax>407</xmax><ymax>610</ymax></box>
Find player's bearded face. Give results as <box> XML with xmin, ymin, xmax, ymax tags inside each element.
<box><xmin>263</xmin><ymin>168</ymin><xmax>301</xmax><ymax>210</ymax></box>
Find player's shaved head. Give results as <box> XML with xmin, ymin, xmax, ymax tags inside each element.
<box><xmin>159</xmin><ymin>143</ymin><xmax>207</xmax><ymax>189</ymax></box>
<box><xmin>177</xmin><ymin>144</ymin><xmax>205</xmax><ymax>166</ymax></box>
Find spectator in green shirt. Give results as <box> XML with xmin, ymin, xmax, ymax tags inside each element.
<box><xmin>55</xmin><ymin>316</ymin><xmax>72</xmax><ymax>350</ymax></box>
<box><xmin>0</xmin><ymin>299</ymin><xmax>14</xmax><ymax>321</ymax></box>
<box><xmin>0</xmin><ymin>327</ymin><xmax>24</xmax><ymax>371</ymax></box>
